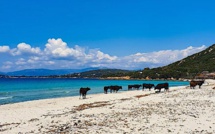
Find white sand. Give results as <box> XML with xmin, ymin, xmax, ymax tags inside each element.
<box><xmin>0</xmin><ymin>79</ymin><xmax>215</xmax><ymax>134</ymax></box>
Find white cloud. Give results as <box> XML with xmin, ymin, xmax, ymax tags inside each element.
<box><xmin>1</xmin><ymin>61</ymin><xmax>13</xmax><ymax>70</ymax></box>
<box><xmin>47</xmin><ymin>61</ymin><xmax>55</xmax><ymax>65</ymax></box>
<box><xmin>123</xmin><ymin>45</ymin><xmax>207</xmax><ymax>67</ymax></box>
<box><xmin>45</xmin><ymin>38</ymin><xmax>85</xmax><ymax>58</ymax></box>
<box><xmin>87</xmin><ymin>49</ymin><xmax>117</xmax><ymax>62</ymax></box>
<box><xmin>181</xmin><ymin>45</ymin><xmax>206</xmax><ymax>57</ymax></box>
<box><xmin>15</xmin><ymin>58</ymin><xmax>26</xmax><ymax>65</ymax></box>
<box><xmin>11</xmin><ymin>43</ymin><xmax>41</xmax><ymax>56</ymax></box>
<box><xmin>2</xmin><ymin>65</ymin><xmax>12</xmax><ymax>69</ymax></box>
<box><xmin>43</xmin><ymin>38</ymin><xmax>118</xmax><ymax>67</ymax></box>
<box><xmin>27</xmin><ymin>56</ymin><xmax>40</xmax><ymax>64</ymax></box>
<box><xmin>0</xmin><ymin>46</ymin><xmax>10</xmax><ymax>52</ymax></box>
<box><xmin>0</xmin><ymin>38</ymin><xmax>207</xmax><ymax>72</ymax></box>
<box><xmin>4</xmin><ymin>61</ymin><xmax>13</xmax><ymax>65</ymax></box>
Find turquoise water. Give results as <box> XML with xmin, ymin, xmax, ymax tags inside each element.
<box><xmin>0</xmin><ymin>78</ymin><xmax>189</xmax><ymax>105</ymax></box>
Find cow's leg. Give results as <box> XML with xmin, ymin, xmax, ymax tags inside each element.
<box><xmin>165</xmin><ymin>88</ymin><xmax>168</xmax><ymax>92</ymax></box>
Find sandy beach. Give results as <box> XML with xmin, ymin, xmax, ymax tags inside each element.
<box><xmin>0</xmin><ymin>80</ymin><xmax>215</xmax><ymax>134</ymax></box>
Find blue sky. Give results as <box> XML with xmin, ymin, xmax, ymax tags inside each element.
<box><xmin>0</xmin><ymin>0</ymin><xmax>214</xmax><ymax>72</ymax></box>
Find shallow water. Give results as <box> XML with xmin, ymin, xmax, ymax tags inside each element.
<box><xmin>0</xmin><ymin>78</ymin><xmax>189</xmax><ymax>105</ymax></box>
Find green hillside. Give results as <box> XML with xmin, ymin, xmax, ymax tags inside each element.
<box><xmin>61</xmin><ymin>69</ymin><xmax>132</xmax><ymax>78</ymax></box>
<box><xmin>137</xmin><ymin>44</ymin><xmax>215</xmax><ymax>79</ymax></box>
<box><xmin>55</xmin><ymin>44</ymin><xmax>215</xmax><ymax>79</ymax></box>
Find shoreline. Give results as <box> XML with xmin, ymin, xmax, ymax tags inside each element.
<box><xmin>0</xmin><ymin>85</ymin><xmax>187</xmax><ymax>106</ymax></box>
<box><xmin>0</xmin><ymin>85</ymin><xmax>188</xmax><ymax>106</ymax></box>
<box><xmin>0</xmin><ymin>79</ymin><xmax>189</xmax><ymax>106</ymax></box>
<box><xmin>0</xmin><ymin>80</ymin><xmax>214</xmax><ymax>133</ymax></box>
<box><xmin>0</xmin><ymin>76</ymin><xmax>189</xmax><ymax>81</ymax></box>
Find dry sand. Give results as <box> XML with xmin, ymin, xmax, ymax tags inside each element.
<box><xmin>0</xmin><ymin>79</ymin><xmax>215</xmax><ymax>134</ymax></box>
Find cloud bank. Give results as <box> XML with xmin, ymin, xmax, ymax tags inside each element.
<box><xmin>0</xmin><ymin>38</ymin><xmax>206</xmax><ymax>72</ymax></box>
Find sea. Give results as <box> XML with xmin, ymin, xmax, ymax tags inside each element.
<box><xmin>0</xmin><ymin>78</ymin><xmax>189</xmax><ymax>105</ymax></box>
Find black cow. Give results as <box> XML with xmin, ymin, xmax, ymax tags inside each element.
<box><xmin>154</xmin><ymin>83</ymin><xmax>169</xmax><ymax>93</ymax></box>
<box><xmin>128</xmin><ymin>84</ymin><xmax>141</xmax><ymax>90</ymax></box>
<box><xmin>79</xmin><ymin>87</ymin><xmax>90</xmax><ymax>99</ymax></box>
<box><xmin>128</xmin><ymin>85</ymin><xmax>133</xmax><ymax>90</ymax></box>
<box><xmin>190</xmin><ymin>80</ymin><xmax>204</xmax><ymax>89</ymax></box>
<box><xmin>133</xmin><ymin>84</ymin><xmax>142</xmax><ymax>90</ymax></box>
<box><xmin>142</xmin><ymin>83</ymin><xmax>155</xmax><ymax>91</ymax></box>
<box><xmin>110</xmin><ymin>85</ymin><xmax>122</xmax><ymax>93</ymax></box>
<box><xmin>104</xmin><ymin>86</ymin><xmax>110</xmax><ymax>94</ymax></box>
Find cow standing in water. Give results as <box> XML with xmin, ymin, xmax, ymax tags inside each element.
<box><xmin>128</xmin><ymin>85</ymin><xmax>133</xmax><ymax>90</ymax></box>
<box><xmin>190</xmin><ymin>80</ymin><xmax>204</xmax><ymax>89</ymax></box>
<box><xmin>128</xmin><ymin>84</ymin><xmax>141</xmax><ymax>90</ymax></box>
<box><xmin>154</xmin><ymin>83</ymin><xmax>169</xmax><ymax>93</ymax></box>
<box><xmin>133</xmin><ymin>84</ymin><xmax>142</xmax><ymax>90</ymax></box>
<box><xmin>104</xmin><ymin>86</ymin><xmax>110</xmax><ymax>94</ymax></box>
<box><xmin>79</xmin><ymin>87</ymin><xmax>90</xmax><ymax>99</ymax></box>
<box><xmin>142</xmin><ymin>83</ymin><xmax>155</xmax><ymax>91</ymax></box>
<box><xmin>110</xmin><ymin>85</ymin><xmax>122</xmax><ymax>93</ymax></box>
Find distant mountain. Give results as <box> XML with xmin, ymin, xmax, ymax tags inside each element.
<box><xmin>62</xmin><ymin>69</ymin><xmax>132</xmax><ymax>78</ymax></box>
<box><xmin>5</xmin><ymin>68</ymin><xmax>102</xmax><ymax>76</ymax></box>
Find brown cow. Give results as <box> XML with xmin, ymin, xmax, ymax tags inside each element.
<box><xmin>190</xmin><ymin>80</ymin><xmax>204</xmax><ymax>89</ymax></box>
<box><xmin>190</xmin><ymin>81</ymin><xmax>197</xmax><ymax>89</ymax></box>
